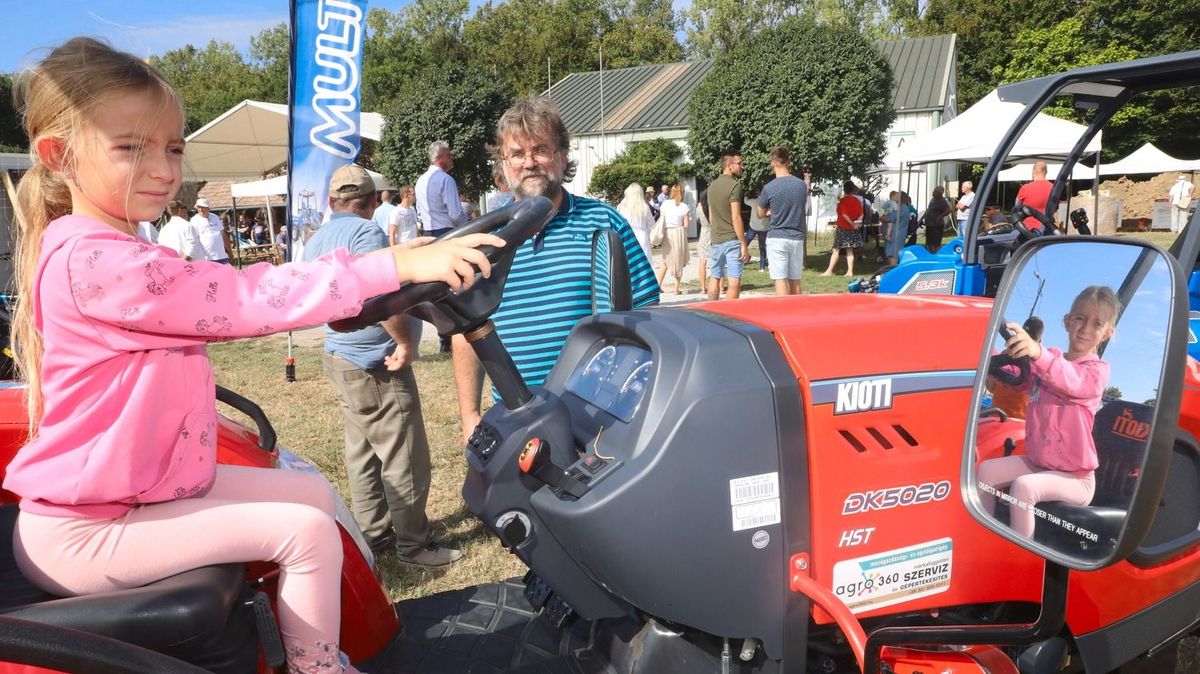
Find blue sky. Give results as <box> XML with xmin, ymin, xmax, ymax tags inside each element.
<box><xmin>0</xmin><ymin>1</ymin><xmax>432</xmax><ymax>73</ymax></box>
<box><xmin>1</xmin><ymin>1</ymin><xmax>693</xmax><ymax>74</ymax></box>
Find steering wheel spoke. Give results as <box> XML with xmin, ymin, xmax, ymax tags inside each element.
<box><xmin>330</xmin><ymin>197</ymin><xmax>556</xmax><ymax>335</ymax></box>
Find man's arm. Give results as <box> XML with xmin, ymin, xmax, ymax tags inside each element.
<box><xmin>444</xmin><ymin>174</ymin><xmax>467</xmax><ymax>227</ymax></box>
<box><xmin>379</xmin><ymin>315</ymin><xmax>414</xmax><ymax>371</ymax></box>
<box><xmin>731</xmin><ymin>201</ymin><xmax>749</xmax><ymax>262</ymax></box>
<box><xmin>451</xmin><ymin>334</ymin><xmax>484</xmax><ymax>442</ymax></box>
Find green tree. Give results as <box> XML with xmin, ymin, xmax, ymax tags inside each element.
<box><xmin>681</xmin><ymin>0</ymin><xmax>803</xmax><ymax>59</ymax></box>
<box><xmin>361</xmin><ymin>1</ymin><xmax>471</xmax><ymax>112</ymax></box>
<box><xmin>914</xmin><ymin>0</ymin><xmax>1077</xmax><ymax>112</ymax></box>
<box><xmin>464</xmin><ymin>0</ymin><xmax>681</xmax><ymax>97</ymax></box>
<box><xmin>687</xmin><ymin>17</ymin><xmax>894</xmax><ymax>191</ymax></box>
<box><xmin>249</xmin><ymin>23</ymin><xmax>290</xmax><ymax>105</ymax></box>
<box><xmin>588</xmin><ymin>138</ymin><xmax>692</xmax><ymax>203</ymax></box>
<box><xmin>0</xmin><ymin>73</ymin><xmax>25</xmax><ymax>152</ymax></box>
<box><xmin>376</xmin><ymin>64</ymin><xmax>513</xmax><ymax>199</ymax></box>
<box><xmin>150</xmin><ymin>41</ymin><xmax>265</xmax><ymax>133</ymax></box>
<box><xmin>997</xmin><ymin>17</ymin><xmax>1145</xmax><ymax>160</ymax></box>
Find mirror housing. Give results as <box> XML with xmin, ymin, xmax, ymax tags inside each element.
<box><xmin>962</xmin><ymin>237</ymin><xmax>1188</xmax><ymax>570</ymax></box>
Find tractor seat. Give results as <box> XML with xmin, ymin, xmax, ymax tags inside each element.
<box><xmin>1033</xmin><ymin>402</ymin><xmax>1152</xmax><ymax>553</ymax></box>
<box><xmin>0</xmin><ymin>503</ymin><xmax>246</xmax><ymax>651</ymax></box>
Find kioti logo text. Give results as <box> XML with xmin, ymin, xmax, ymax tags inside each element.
<box><xmin>835</xmin><ymin>378</ymin><xmax>893</xmax><ymax>414</ymax></box>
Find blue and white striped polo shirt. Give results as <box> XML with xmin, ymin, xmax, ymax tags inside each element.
<box><xmin>492</xmin><ymin>191</ymin><xmax>660</xmax><ymax>388</ymax></box>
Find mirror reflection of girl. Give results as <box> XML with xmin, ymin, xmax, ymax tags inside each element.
<box><xmin>977</xmin><ymin>286</ymin><xmax>1120</xmax><ymax>538</ymax></box>
<box><xmin>4</xmin><ymin>38</ymin><xmax>502</xmax><ymax>674</ymax></box>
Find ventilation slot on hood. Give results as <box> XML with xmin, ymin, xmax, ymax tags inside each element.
<box><xmin>892</xmin><ymin>424</ymin><xmax>919</xmax><ymax>447</ymax></box>
<box><xmin>865</xmin><ymin>427</ymin><xmax>893</xmax><ymax>450</ymax></box>
<box><xmin>838</xmin><ymin>430</ymin><xmax>867</xmax><ymax>453</ymax></box>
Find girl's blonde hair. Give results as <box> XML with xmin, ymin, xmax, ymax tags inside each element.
<box><xmin>1070</xmin><ymin>285</ymin><xmax>1122</xmax><ymax>325</ymax></box>
<box><xmin>617</xmin><ymin>182</ymin><xmax>650</xmax><ymax>225</ymax></box>
<box><xmin>12</xmin><ymin>38</ymin><xmax>181</xmax><ymax>428</ymax></box>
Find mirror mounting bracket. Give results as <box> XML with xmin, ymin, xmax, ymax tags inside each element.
<box><xmin>863</xmin><ymin>562</ymin><xmax>1069</xmax><ymax>673</ymax></box>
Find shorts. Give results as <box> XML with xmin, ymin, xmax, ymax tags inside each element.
<box><xmin>707</xmin><ymin>239</ymin><xmax>744</xmax><ymax>279</ymax></box>
<box><xmin>766</xmin><ymin>238</ymin><xmax>806</xmax><ymax>280</ymax></box>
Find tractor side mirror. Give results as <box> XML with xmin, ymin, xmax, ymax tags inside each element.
<box><xmin>590</xmin><ymin>229</ymin><xmax>633</xmax><ymax>314</ymax></box>
<box><xmin>963</xmin><ymin>238</ymin><xmax>1187</xmax><ymax>570</ymax></box>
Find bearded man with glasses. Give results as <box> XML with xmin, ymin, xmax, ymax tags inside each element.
<box><xmin>450</xmin><ymin>97</ymin><xmax>661</xmax><ymax>442</ymax></box>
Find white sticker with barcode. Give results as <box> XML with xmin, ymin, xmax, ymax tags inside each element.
<box><xmin>730</xmin><ymin>472</ymin><xmax>781</xmax><ymax>531</ymax></box>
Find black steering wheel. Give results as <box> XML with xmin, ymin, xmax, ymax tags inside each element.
<box><xmin>989</xmin><ymin>322</ymin><xmax>1030</xmax><ymax>387</ymax></box>
<box><xmin>1011</xmin><ymin>201</ymin><xmax>1057</xmax><ymax>242</ymax></box>
<box><xmin>330</xmin><ymin>197</ymin><xmax>556</xmax><ymax>336</ymax></box>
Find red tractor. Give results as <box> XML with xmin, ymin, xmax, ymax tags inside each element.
<box><xmin>2</xmin><ymin>51</ymin><xmax>1200</xmax><ymax>674</ymax></box>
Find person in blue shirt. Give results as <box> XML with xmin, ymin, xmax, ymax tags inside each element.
<box><xmin>451</xmin><ymin>97</ymin><xmax>660</xmax><ymax>441</ymax></box>
<box><xmin>303</xmin><ymin>165</ymin><xmax>462</xmax><ymax>569</ymax></box>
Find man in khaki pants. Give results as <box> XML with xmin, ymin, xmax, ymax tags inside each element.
<box><xmin>303</xmin><ymin>165</ymin><xmax>463</xmax><ymax>568</ymax></box>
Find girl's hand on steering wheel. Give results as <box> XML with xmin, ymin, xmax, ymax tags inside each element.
<box><xmin>391</xmin><ymin>233</ymin><xmax>506</xmax><ymax>291</ymax></box>
<box><xmin>1003</xmin><ymin>322</ymin><xmax>1043</xmax><ymax>361</ymax></box>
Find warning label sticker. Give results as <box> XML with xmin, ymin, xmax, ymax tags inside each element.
<box><xmin>730</xmin><ymin>472</ymin><xmax>781</xmax><ymax>531</ymax></box>
<box><xmin>831</xmin><ymin>538</ymin><xmax>953</xmax><ymax>613</ymax></box>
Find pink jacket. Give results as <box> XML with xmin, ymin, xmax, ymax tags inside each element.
<box><xmin>3</xmin><ymin>215</ymin><xmax>401</xmax><ymax>518</ymax></box>
<box><xmin>1025</xmin><ymin>347</ymin><xmax>1109</xmax><ymax>472</ymax></box>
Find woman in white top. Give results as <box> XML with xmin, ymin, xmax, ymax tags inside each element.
<box><xmin>616</xmin><ymin>182</ymin><xmax>655</xmax><ymax>263</ymax></box>
<box><xmin>388</xmin><ymin>185</ymin><xmax>420</xmax><ymax>246</ymax></box>
<box><xmin>656</xmin><ymin>184</ymin><xmax>692</xmax><ymax>294</ymax></box>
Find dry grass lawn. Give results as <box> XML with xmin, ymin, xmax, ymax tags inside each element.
<box><xmin>209</xmin><ymin>334</ymin><xmax>523</xmax><ymax>602</ymax></box>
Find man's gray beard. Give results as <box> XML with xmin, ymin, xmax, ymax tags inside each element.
<box><xmin>509</xmin><ymin>171</ymin><xmax>562</xmax><ymax>200</ymax></box>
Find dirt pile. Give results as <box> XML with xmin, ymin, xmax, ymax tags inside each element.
<box><xmin>1076</xmin><ymin>172</ymin><xmax>1187</xmax><ymax>226</ymax></box>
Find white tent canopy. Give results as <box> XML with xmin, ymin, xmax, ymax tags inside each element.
<box><xmin>230</xmin><ymin>167</ymin><xmax>393</xmax><ymax>199</ymax></box>
<box><xmin>1099</xmin><ymin>143</ymin><xmax>1200</xmax><ymax>176</ymax></box>
<box><xmin>183</xmin><ymin>100</ymin><xmax>384</xmax><ymax>181</ymax></box>
<box><xmin>997</xmin><ymin>162</ymin><xmax>1095</xmax><ymax>182</ymax></box>
<box><xmin>897</xmin><ymin>91</ymin><xmax>1102</xmax><ymax>166</ymax></box>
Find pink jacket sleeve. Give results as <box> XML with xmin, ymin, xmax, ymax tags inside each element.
<box><xmin>63</xmin><ymin>234</ymin><xmax>399</xmax><ymax>351</ymax></box>
<box><xmin>1030</xmin><ymin>348</ymin><xmax>1109</xmax><ymax>403</ymax></box>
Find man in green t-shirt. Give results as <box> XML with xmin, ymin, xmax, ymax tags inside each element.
<box><xmin>705</xmin><ymin>150</ymin><xmax>749</xmax><ymax>300</ymax></box>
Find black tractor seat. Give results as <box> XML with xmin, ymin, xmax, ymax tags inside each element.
<box><xmin>1033</xmin><ymin>401</ymin><xmax>1152</xmax><ymax>557</ymax></box>
<box><xmin>0</xmin><ymin>503</ymin><xmax>260</xmax><ymax>672</ymax></box>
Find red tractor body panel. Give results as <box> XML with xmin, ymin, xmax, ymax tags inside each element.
<box><xmin>700</xmin><ymin>294</ymin><xmax>1200</xmax><ymax>637</ymax></box>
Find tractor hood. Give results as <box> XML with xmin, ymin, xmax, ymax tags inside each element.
<box><xmin>695</xmin><ymin>293</ymin><xmax>995</xmax><ymax>386</ymax></box>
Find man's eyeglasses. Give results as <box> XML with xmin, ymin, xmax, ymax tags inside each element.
<box><xmin>503</xmin><ymin>146</ymin><xmax>558</xmax><ymax>167</ymax></box>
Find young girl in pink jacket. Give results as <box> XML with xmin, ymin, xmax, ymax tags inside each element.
<box><xmin>977</xmin><ymin>285</ymin><xmax>1120</xmax><ymax>538</ymax></box>
<box><xmin>3</xmin><ymin>38</ymin><xmax>502</xmax><ymax>673</ymax></box>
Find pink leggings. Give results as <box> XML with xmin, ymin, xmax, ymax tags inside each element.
<box><xmin>977</xmin><ymin>455</ymin><xmax>1096</xmax><ymax>537</ymax></box>
<box><xmin>14</xmin><ymin>464</ymin><xmax>354</xmax><ymax>673</ymax></box>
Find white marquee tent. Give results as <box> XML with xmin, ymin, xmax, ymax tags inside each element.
<box><xmin>1100</xmin><ymin>143</ymin><xmax>1200</xmax><ymax>176</ymax></box>
<box><xmin>183</xmin><ymin>100</ymin><xmax>385</xmax><ymax>180</ymax></box>
<box><xmin>229</xmin><ymin>167</ymin><xmax>392</xmax><ymax>199</ymax></box>
<box><xmin>997</xmin><ymin>162</ymin><xmax>1095</xmax><ymax>182</ymax></box>
<box><xmin>897</xmin><ymin>91</ymin><xmax>1102</xmax><ymax>166</ymax></box>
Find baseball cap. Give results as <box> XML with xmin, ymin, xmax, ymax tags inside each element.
<box><xmin>194</xmin><ymin>198</ymin><xmax>210</xmax><ymax>209</ymax></box>
<box><xmin>328</xmin><ymin>165</ymin><xmax>375</xmax><ymax>200</ymax></box>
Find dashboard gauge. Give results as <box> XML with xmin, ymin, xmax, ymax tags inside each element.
<box><xmin>582</xmin><ymin>345</ymin><xmax>617</xmax><ymax>382</ymax></box>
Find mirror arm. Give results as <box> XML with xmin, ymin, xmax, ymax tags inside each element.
<box><xmin>862</xmin><ymin>562</ymin><xmax>1068</xmax><ymax>673</ymax></box>
<box><xmin>465</xmin><ymin>321</ymin><xmax>533</xmax><ymax>410</ymax></box>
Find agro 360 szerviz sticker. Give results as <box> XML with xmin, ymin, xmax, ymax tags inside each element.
<box><xmin>831</xmin><ymin>538</ymin><xmax>953</xmax><ymax>614</ymax></box>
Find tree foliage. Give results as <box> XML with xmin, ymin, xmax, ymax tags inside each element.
<box><xmin>248</xmin><ymin>23</ymin><xmax>290</xmax><ymax>106</ymax></box>
<box><xmin>687</xmin><ymin>18</ymin><xmax>894</xmax><ymax>191</ymax></box>
<box><xmin>149</xmin><ymin>41</ymin><xmax>269</xmax><ymax>133</ymax></box>
<box><xmin>0</xmin><ymin>73</ymin><xmax>24</xmax><ymax>152</ymax></box>
<box><xmin>998</xmin><ymin>18</ymin><xmax>1146</xmax><ymax>160</ymax></box>
<box><xmin>588</xmin><ymin>138</ymin><xmax>692</xmax><ymax>203</ymax></box>
<box><xmin>464</xmin><ymin>0</ymin><xmax>681</xmax><ymax>97</ymax></box>
<box><xmin>375</xmin><ymin>64</ymin><xmax>513</xmax><ymax>199</ymax></box>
